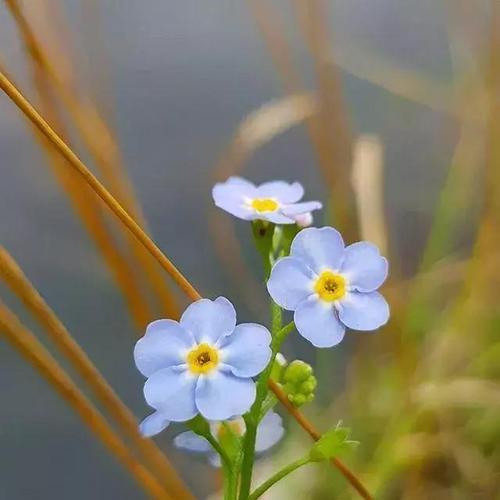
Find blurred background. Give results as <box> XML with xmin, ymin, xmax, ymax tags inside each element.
<box><xmin>0</xmin><ymin>0</ymin><xmax>499</xmax><ymax>499</ymax></box>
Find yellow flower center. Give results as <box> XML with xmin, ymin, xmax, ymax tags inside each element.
<box><xmin>314</xmin><ymin>270</ymin><xmax>346</xmax><ymax>302</ymax></box>
<box><xmin>186</xmin><ymin>343</ymin><xmax>220</xmax><ymax>374</ymax></box>
<box><xmin>251</xmin><ymin>198</ymin><xmax>279</xmax><ymax>213</ymax></box>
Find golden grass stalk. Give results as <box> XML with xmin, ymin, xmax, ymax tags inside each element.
<box><xmin>0</xmin><ymin>68</ymin><xmax>200</xmax><ymax>304</ymax></box>
<box><xmin>246</xmin><ymin>0</ymin><xmax>303</xmax><ymax>95</ymax></box>
<box><xmin>0</xmin><ymin>247</ymin><xmax>194</xmax><ymax>500</ymax></box>
<box><xmin>0</xmin><ymin>67</ymin><xmax>371</xmax><ymax>499</ymax></box>
<box><xmin>1</xmin><ymin>56</ymin><xmax>152</xmax><ymax>329</ymax></box>
<box><xmin>292</xmin><ymin>0</ymin><xmax>356</xmax><ymax>239</ymax></box>
<box><xmin>249</xmin><ymin>2</ymin><xmax>451</xmax><ymax>115</ymax></box>
<box><xmin>0</xmin><ymin>301</ymin><xmax>171</xmax><ymax>500</ymax></box>
<box><xmin>351</xmin><ymin>135</ymin><xmax>388</xmax><ymax>255</ymax></box>
<box><xmin>268</xmin><ymin>379</ymin><xmax>372</xmax><ymax>500</ymax></box>
<box><xmin>5</xmin><ymin>0</ymin><xmax>179</xmax><ymax>319</ymax></box>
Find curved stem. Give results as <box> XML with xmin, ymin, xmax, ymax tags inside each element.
<box><xmin>203</xmin><ymin>432</ymin><xmax>233</xmax><ymax>472</ymax></box>
<box><xmin>249</xmin><ymin>456</ymin><xmax>311</xmax><ymax>500</ymax></box>
<box><xmin>268</xmin><ymin>378</ymin><xmax>373</xmax><ymax>500</ymax></box>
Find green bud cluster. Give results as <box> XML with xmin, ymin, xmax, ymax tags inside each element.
<box><xmin>282</xmin><ymin>360</ymin><xmax>317</xmax><ymax>407</ymax></box>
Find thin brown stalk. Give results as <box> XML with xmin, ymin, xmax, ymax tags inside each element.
<box><xmin>0</xmin><ymin>301</ymin><xmax>171</xmax><ymax>500</ymax></box>
<box><xmin>268</xmin><ymin>380</ymin><xmax>373</xmax><ymax>500</ymax></box>
<box><xmin>246</xmin><ymin>0</ymin><xmax>303</xmax><ymax>95</ymax></box>
<box><xmin>2</xmin><ymin>45</ymin><xmax>152</xmax><ymax>329</ymax></box>
<box><xmin>0</xmin><ymin>247</ymin><xmax>194</xmax><ymax>500</ymax></box>
<box><xmin>292</xmin><ymin>0</ymin><xmax>356</xmax><ymax>239</ymax></box>
<box><xmin>0</xmin><ymin>67</ymin><xmax>371</xmax><ymax>500</ymax></box>
<box><xmin>6</xmin><ymin>0</ymin><xmax>180</xmax><ymax>318</ymax></box>
<box><xmin>0</xmin><ymin>68</ymin><xmax>201</xmax><ymax>303</ymax></box>
<box><xmin>249</xmin><ymin>2</ymin><xmax>451</xmax><ymax>115</ymax></box>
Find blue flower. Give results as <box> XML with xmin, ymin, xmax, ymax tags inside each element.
<box><xmin>267</xmin><ymin>227</ymin><xmax>389</xmax><ymax>347</ymax></box>
<box><xmin>173</xmin><ymin>411</ymin><xmax>284</xmax><ymax>467</ymax></box>
<box><xmin>212</xmin><ymin>177</ymin><xmax>322</xmax><ymax>224</ymax></box>
<box><xmin>134</xmin><ymin>297</ymin><xmax>272</xmax><ymax>423</ymax></box>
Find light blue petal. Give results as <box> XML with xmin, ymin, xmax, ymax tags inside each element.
<box><xmin>256</xmin><ymin>181</ymin><xmax>304</xmax><ymax>203</ymax></box>
<box><xmin>294</xmin><ymin>297</ymin><xmax>346</xmax><ymax>347</ymax></box>
<box><xmin>340</xmin><ymin>242</ymin><xmax>388</xmax><ymax>292</ymax></box>
<box><xmin>208</xmin><ymin>453</ymin><xmax>222</xmax><ymax>467</ymax></box>
<box><xmin>180</xmin><ymin>297</ymin><xmax>236</xmax><ymax>344</ymax></box>
<box><xmin>267</xmin><ymin>257</ymin><xmax>315</xmax><ymax>310</ymax></box>
<box><xmin>255</xmin><ymin>411</ymin><xmax>284</xmax><ymax>453</ymax></box>
<box><xmin>173</xmin><ymin>431</ymin><xmax>212</xmax><ymax>453</ymax></box>
<box><xmin>134</xmin><ymin>320</ymin><xmax>195</xmax><ymax>377</ymax></box>
<box><xmin>281</xmin><ymin>201</ymin><xmax>322</xmax><ymax>216</ymax></box>
<box><xmin>338</xmin><ymin>291</ymin><xmax>389</xmax><ymax>331</ymax></box>
<box><xmin>143</xmin><ymin>367</ymin><xmax>198</xmax><ymax>422</ymax></box>
<box><xmin>262</xmin><ymin>211</ymin><xmax>296</xmax><ymax>224</ymax></box>
<box><xmin>139</xmin><ymin>411</ymin><xmax>170</xmax><ymax>437</ymax></box>
<box><xmin>226</xmin><ymin>176</ymin><xmax>256</xmax><ymax>189</ymax></box>
<box><xmin>290</xmin><ymin>227</ymin><xmax>345</xmax><ymax>274</ymax></box>
<box><xmin>218</xmin><ymin>323</ymin><xmax>272</xmax><ymax>377</ymax></box>
<box><xmin>195</xmin><ymin>371</ymin><xmax>256</xmax><ymax>420</ymax></box>
<box><xmin>212</xmin><ymin>180</ymin><xmax>257</xmax><ymax>219</ymax></box>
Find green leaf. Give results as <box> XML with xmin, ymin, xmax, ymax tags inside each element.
<box><xmin>309</xmin><ymin>423</ymin><xmax>359</xmax><ymax>462</ymax></box>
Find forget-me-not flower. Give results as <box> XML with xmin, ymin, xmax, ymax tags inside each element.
<box><xmin>134</xmin><ymin>297</ymin><xmax>272</xmax><ymax>423</ymax></box>
<box><xmin>212</xmin><ymin>176</ymin><xmax>322</xmax><ymax>224</ymax></box>
<box><xmin>174</xmin><ymin>411</ymin><xmax>284</xmax><ymax>467</ymax></box>
<box><xmin>267</xmin><ymin>227</ymin><xmax>389</xmax><ymax>347</ymax></box>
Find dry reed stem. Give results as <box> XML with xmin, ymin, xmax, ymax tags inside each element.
<box><xmin>0</xmin><ymin>66</ymin><xmax>371</xmax><ymax>500</ymax></box>
<box><xmin>0</xmin><ymin>247</ymin><xmax>194</xmax><ymax>500</ymax></box>
<box><xmin>0</xmin><ymin>68</ymin><xmax>201</xmax><ymax>304</ymax></box>
<box><xmin>246</xmin><ymin>0</ymin><xmax>303</xmax><ymax>95</ymax></box>
<box><xmin>268</xmin><ymin>379</ymin><xmax>372</xmax><ymax>500</ymax></box>
<box><xmin>249</xmin><ymin>2</ymin><xmax>452</xmax><ymax>115</ymax></box>
<box><xmin>6</xmin><ymin>0</ymin><xmax>180</xmax><ymax>319</ymax></box>
<box><xmin>293</xmin><ymin>0</ymin><xmax>357</xmax><ymax>240</ymax></box>
<box><xmin>3</xmin><ymin>42</ymin><xmax>152</xmax><ymax>328</ymax></box>
<box><xmin>0</xmin><ymin>301</ymin><xmax>172</xmax><ymax>500</ymax></box>
<box><xmin>351</xmin><ymin>135</ymin><xmax>388</xmax><ymax>255</ymax></box>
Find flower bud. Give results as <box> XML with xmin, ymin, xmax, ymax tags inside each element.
<box><xmin>281</xmin><ymin>360</ymin><xmax>317</xmax><ymax>407</ymax></box>
<box><xmin>293</xmin><ymin>212</ymin><xmax>313</xmax><ymax>228</ymax></box>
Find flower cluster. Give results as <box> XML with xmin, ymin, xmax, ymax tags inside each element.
<box><xmin>133</xmin><ymin>176</ymin><xmax>389</xmax><ymax>496</ymax></box>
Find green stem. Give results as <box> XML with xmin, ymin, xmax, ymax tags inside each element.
<box><xmin>203</xmin><ymin>432</ymin><xmax>232</xmax><ymax>472</ymax></box>
<box><xmin>248</xmin><ymin>456</ymin><xmax>312</xmax><ymax>500</ymax></box>
<box><xmin>223</xmin><ymin>462</ymin><xmax>238</xmax><ymax>500</ymax></box>
<box><xmin>271</xmin><ymin>301</ymin><xmax>282</xmax><ymax>335</ymax></box>
<box><xmin>238</xmin><ymin>321</ymin><xmax>294</xmax><ymax>500</ymax></box>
